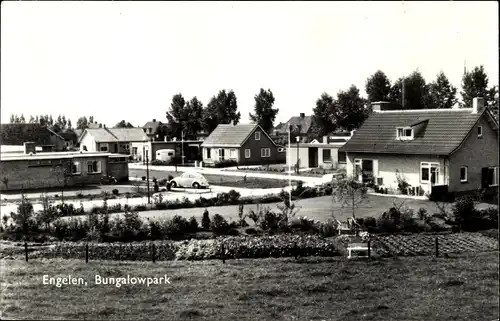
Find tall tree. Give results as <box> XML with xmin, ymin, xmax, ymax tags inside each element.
<box><xmin>365</xmin><ymin>70</ymin><xmax>391</xmax><ymax>102</ymax></box>
<box><xmin>88</xmin><ymin>116</ymin><xmax>94</xmax><ymax>124</ymax></box>
<box><xmin>76</xmin><ymin>116</ymin><xmax>89</xmax><ymax>130</ymax></box>
<box><xmin>311</xmin><ymin>92</ymin><xmax>339</xmax><ymax>137</ymax></box>
<box><xmin>183</xmin><ymin>97</ymin><xmax>204</xmax><ymax>138</ymax></box>
<box><xmin>249</xmin><ymin>88</ymin><xmax>278</xmax><ymax>133</ymax></box>
<box><xmin>166</xmin><ymin>93</ymin><xmax>187</xmax><ymax>138</ymax></box>
<box><xmin>28</xmin><ymin>115</ymin><xmax>35</xmax><ymax>123</ymax></box>
<box><xmin>428</xmin><ymin>71</ymin><xmax>458</xmax><ymax>109</ymax></box>
<box><xmin>202</xmin><ymin>90</ymin><xmax>241</xmax><ymax>133</ymax></box>
<box><xmin>115</xmin><ymin>120</ymin><xmax>135</xmax><ymax>128</ymax></box>
<box><xmin>19</xmin><ymin>114</ymin><xmax>26</xmax><ymax>123</ymax></box>
<box><xmin>389</xmin><ymin>70</ymin><xmax>431</xmax><ymax>109</ymax></box>
<box><xmin>67</xmin><ymin>119</ymin><xmax>72</xmax><ymax>130</ymax></box>
<box><xmin>460</xmin><ymin>65</ymin><xmax>499</xmax><ymax>118</ymax></box>
<box><xmin>336</xmin><ymin>85</ymin><xmax>369</xmax><ymax>130</ymax></box>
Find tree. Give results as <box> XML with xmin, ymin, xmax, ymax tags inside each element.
<box><xmin>67</xmin><ymin>119</ymin><xmax>72</xmax><ymax>129</ymax></box>
<box><xmin>29</xmin><ymin>115</ymin><xmax>35</xmax><ymax>123</ymax></box>
<box><xmin>76</xmin><ymin>117</ymin><xmax>89</xmax><ymax>130</ymax></box>
<box><xmin>166</xmin><ymin>93</ymin><xmax>187</xmax><ymax>139</ymax></box>
<box><xmin>311</xmin><ymin>92</ymin><xmax>339</xmax><ymax>137</ymax></box>
<box><xmin>365</xmin><ymin>70</ymin><xmax>391</xmax><ymax>102</ymax></box>
<box><xmin>19</xmin><ymin>114</ymin><xmax>26</xmax><ymax>123</ymax></box>
<box><xmin>249</xmin><ymin>88</ymin><xmax>278</xmax><ymax>133</ymax></box>
<box><xmin>37</xmin><ymin>193</ymin><xmax>58</xmax><ymax>231</ymax></box>
<box><xmin>331</xmin><ymin>172</ymin><xmax>368</xmax><ymax>219</ymax></box>
<box><xmin>389</xmin><ymin>70</ymin><xmax>431</xmax><ymax>109</ymax></box>
<box><xmin>9</xmin><ymin>114</ymin><xmax>15</xmax><ymax>123</ymax></box>
<box><xmin>115</xmin><ymin>120</ymin><xmax>135</xmax><ymax>128</ymax></box>
<box><xmin>202</xmin><ymin>90</ymin><xmax>241</xmax><ymax>133</ymax></box>
<box><xmin>336</xmin><ymin>85</ymin><xmax>369</xmax><ymax>130</ymax></box>
<box><xmin>428</xmin><ymin>71</ymin><xmax>458</xmax><ymax>109</ymax></box>
<box><xmin>460</xmin><ymin>65</ymin><xmax>499</xmax><ymax>118</ymax></box>
<box><xmin>184</xmin><ymin>97</ymin><xmax>204</xmax><ymax>138</ymax></box>
<box><xmin>89</xmin><ymin>116</ymin><xmax>94</xmax><ymax>124</ymax></box>
<box><xmin>11</xmin><ymin>196</ymin><xmax>34</xmax><ymax>234</ymax></box>
<box><xmin>48</xmin><ymin>115</ymin><xmax>53</xmax><ymax>126</ymax></box>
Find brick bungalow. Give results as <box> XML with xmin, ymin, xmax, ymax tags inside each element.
<box><xmin>0</xmin><ymin>143</ymin><xmax>129</xmax><ymax>191</ymax></box>
<box><xmin>201</xmin><ymin>122</ymin><xmax>284</xmax><ymax>166</ymax></box>
<box><xmin>339</xmin><ymin>98</ymin><xmax>499</xmax><ymax>197</ymax></box>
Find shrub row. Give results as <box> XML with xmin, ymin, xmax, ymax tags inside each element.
<box><xmin>29</xmin><ymin>234</ymin><xmax>340</xmax><ymax>261</ymax></box>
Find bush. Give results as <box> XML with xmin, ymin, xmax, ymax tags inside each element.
<box><xmin>214</xmin><ymin>159</ymin><xmax>238</xmax><ymax>168</ymax></box>
<box><xmin>162</xmin><ymin>215</ymin><xmax>190</xmax><ymax>240</ymax></box>
<box><xmin>201</xmin><ymin>209</ymin><xmax>211</xmax><ymax>230</ymax></box>
<box><xmin>395</xmin><ymin>170</ymin><xmax>410</xmax><ymax>194</ymax></box>
<box><xmin>112</xmin><ymin>189</ymin><xmax>119</xmax><ymax>196</ymax></box>
<box><xmin>188</xmin><ymin>216</ymin><xmax>199</xmax><ymax>233</ymax></box>
<box><xmin>319</xmin><ymin>219</ymin><xmax>339</xmax><ymax>237</ymax></box>
<box><xmin>134</xmin><ymin>205</ymin><xmax>147</xmax><ymax>212</ymax></box>
<box><xmin>142</xmin><ymin>176</ymin><xmax>146</xmax><ymax>181</ymax></box>
<box><xmin>291</xmin><ymin>181</ymin><xmax>306</xmax><ymax>197</ymax></box>
<box><xmin>299</xmin><ymin>187</ymin><xmax>318</xmax><ymax>199</ymax></box>
<box><xmin>211</xmin><ymin>214</ymin><xmax>230</xmax><ymax>235</ymax></box>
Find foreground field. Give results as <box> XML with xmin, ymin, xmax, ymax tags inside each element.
<box><xmin>1</xmin><ymin>253</ymin><xmax>498</xmax><ymax>320</ymax></box>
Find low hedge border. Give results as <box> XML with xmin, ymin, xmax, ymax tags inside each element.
<box><xmin>28</xmin><ymin>235</ymin><xmax>341</xmax><ymax>261</ymax></box>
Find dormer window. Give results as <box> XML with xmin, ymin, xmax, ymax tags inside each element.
<box><xmin>396</xmin><ymin>127</ymin><xmax>414</xmax><ymax>140</ymax></box>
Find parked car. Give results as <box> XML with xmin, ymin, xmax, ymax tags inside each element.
<box><xmin>169</xmin><ymin>172</ymin><xmax>209</xmax><ymax>189</ymax></box>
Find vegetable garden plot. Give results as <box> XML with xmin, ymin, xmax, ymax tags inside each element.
<box><xmin>371</xmin><ymin>233</ymin><xmax>498</xmax><ymax>257</ymax></box>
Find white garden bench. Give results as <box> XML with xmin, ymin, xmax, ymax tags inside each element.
<box><xmin>347</xmin><ymin>242</ymin><xmax>369</xmax><ymax>259</ymax></box>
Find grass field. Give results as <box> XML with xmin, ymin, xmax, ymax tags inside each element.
<box><xmin>1</xmin><ymin>252</ymin><xmax>498</xmax><ymax>320</ymax></box>
<box><xmin>130</xmin><ymin>169</ymin><xmax>295</xmax><ymax>189</ymax></box>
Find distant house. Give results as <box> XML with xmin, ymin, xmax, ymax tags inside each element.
<box><xmin>59</xmin><ymin>129</ymin><xmax>79</xmax><ymax>150</ymax></box>
<box><xmin>273</xmin><ymin>113</ymin><xmax>316</xmax><ymax>142</ymax></box>
<box><xmin>201</xmin><ymin>122</ymin><xmax>284</xmax><ymax>166</ymax></box>
<box><xmin>339</xmin><ymin>98</ymin><xmax>499</xmax><ymax>197</ymax></box>
<box><xmin>0</xmin><ymin>123</ymin><xmax>66</xmax><ymax>152</ymax></box>
<box><xmin>288</xmin><ymin>135</ymin><xmax>348</xmax><ymax>170</ymax></box>
<box><xmin>142</xmin><ymin>119</ymin><xmax>165</xmax><ymax>138</ymax></box>
<box><xmin>78</xmin><ymin>126</ymin><xmax>148</xmax><ymax>156</ymax></box>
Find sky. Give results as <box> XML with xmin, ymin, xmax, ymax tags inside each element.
<box><xmin>1</xmin><ymin>1</ymin><xmax>498</xmax><ymax>128</ymax></box>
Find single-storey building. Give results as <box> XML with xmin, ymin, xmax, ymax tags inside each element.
<box><xmin>201</xmin><ymin>122</ymin><xmax>284</xmax><ymax>166</ymax></box>
<box><xmin>339</xmin><ymin>98</ymin><xmax>499</xmax><ymax>196</ymax></box>
<box><xmin>131</xmin><ymin>139</ymin><xmax>203</xmax><ymax>163</ymax></box>
<box><xmin>78</xmin><ymin>127</ymin><xmax>148</xmax><ymax>155</ymax></box>
<box><xmin>287</xmin><ymin>135</ymin><xmax>347</xmax><ymax>169</ymax></box>
<box><xmin>0</xmin><ymin>143</ymin><xmax>129</xmax><ymax>191</ymax></box>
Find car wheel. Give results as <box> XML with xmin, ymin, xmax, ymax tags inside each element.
<box><xmin>192</xmin><ymin>182</ymin><xmax>200</xmax><ymax>189</ymax></box>
<box><xmin>170</xmin><ymin>181</ymin><xmax>177</xmax><ymax>188</ymax></box>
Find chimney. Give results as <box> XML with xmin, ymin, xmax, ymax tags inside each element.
<box><xmin>153</xmin><ymin>119</ymin><xmax>156</xmax><ymax>123</ymax></box>
<box><xmin>322</xmin><ymin>136</ymin><xmax>328</xmax><ymax>144</ymax></box>
<box><xmin>371</xmin><ymin>102</ymin><xmax>382</xmax><ymax>112</ymax></box>
<box><xmin>24</xmin><ymin>142</ymin><xmax>36</xmax><ymax>155</ymax></box>
<box><xmin>472</xmin><ymin>97</ymin><xmax>485</xmax><ymax>114</ymax></box>
<box><xmin>299</xmin><ymin>113</ymin><xmax>305</xmax><ymax>119</ymax></box>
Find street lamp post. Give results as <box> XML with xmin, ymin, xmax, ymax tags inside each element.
<box><xmin>181</xmin><ymin>130</ymin><xmax>185</xmax><ymax>165</ymax></box>
<box><xmin>287</xmin><ymin>125</ymin><xmax>292</xmax><ymax>205</ymax></box>
<box><xmin>145</xmin><ymin>127</ymin><xmax>155</xmax><ymax>204</ymax></box>
<box><xmin>296</xmin><ymin>136</ymin><xmax>300</xmax><ymax>174</ymax></box>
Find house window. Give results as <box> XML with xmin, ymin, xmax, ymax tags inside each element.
<box><xmin>230</xmin><ymin>149</ymin><xmax>237</xmax><ymax>159</ymax></box>
<box><xmin>483</xmin><ymin>167</ymin><xmax>499</xmax><ymax>187</ymax></box>
<box><xmin>87</xmin><ymin>160</ymin><xmax>101</xmax><ymax>174</ymax></box>
<box><xmin>206</xmin><ymin>148</ymin><xmax>211</xmax><ymax>159</ymax></box>
<box><xmin>421</xmin><ymin>162</ymin><xmax>439</xmax><ymax>185</ymax></box>
<box><xmin>323</xmin><ymin>149</ymin><xmax>331</xmax><ymax>162</ymax></box>
<box><xmin>218</xmin><ymin>149</ymin><xmax>225</xmax><ymax>161</ymax></box>
<box><xmin>460</xmin><ymin>166</ymin><xmax>468</xmax><ymax>183</ymax></box>
<box><xmin>255</xmin><ymin>132</ymin><xmax>261</xmax><ymax>140</ymax></box>
<box><xmin>71</xmin><ymin>161</ymin><xmax>81</xmax><ymax>175</ymax></box>
<box><xmin>133</xmin><ymin>147</ymin><xmax>138</xmax><ymax>156</ymax></box>
<box><xmin>261</xmin><ymin>148</ymin><xmax>271</xmax><ymax>158</ymax></box>
<box><xmin>477</xmin><ymin>126</ymin><xmax>483</xmax><ymax>138</ymax></box>
<box><xmin>245</xmin><ymin>149</ymin><xmax>251</xmax><ymax>158</ymax></box>
<box><xmin>396</xmin><ymin>127</ymin><xmax>414</xmax><ymax>140</ymax></box>
<box><xmin>100</xmin><ymin>143</ymin><xmax>109</xmax><ymax>152</ymax></box>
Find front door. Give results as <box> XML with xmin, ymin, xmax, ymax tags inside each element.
<box><xmin>308</xmin><ymin>147</ymin><xmax>318</xmax><ymax>168</ymax></box>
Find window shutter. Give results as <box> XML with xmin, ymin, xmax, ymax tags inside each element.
<box><xmin>481</xmin><ymin>167</ymin><xmax>490</xmax><ymax>188</ymax></box>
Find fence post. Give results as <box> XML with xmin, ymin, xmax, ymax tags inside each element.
<box><xmin>368</xmin><ymin>240</ymin><xmax>371</xmax><ymax>258</ymax></box>
<box><xmin>25</xmin><ymin>242</ymin><xmax>28</xmax><ymax>262</ymax></box>
<box><xmin>85</xmin><ymin>244</ymin><xmax>89</xmax><ymax>263</ymax></box>
<box><xmin>294</xmin><ymin>242</ymin><xmax>298</xmax><ymax>260</ymax></box>
<box><xmin>152</xmin><ymin>243</ymin><xmax>156</xmax><ymax>263</ymax></box>
<box><xmin>435</xmin><ymin>237</ymin><xmax>439</xmax><ymax>257</ymax></box>
<box><xmin>221</xmin><ymin>242</ymin><xmax>225</xmax><ymax>264</ymax></box>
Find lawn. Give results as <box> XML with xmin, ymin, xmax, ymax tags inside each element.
<box><xmin>130</xmin><ymin>169</ymin><xmax>296</xmax><ymax>189</ymax></box>
<box><xmin>1</xmin><ymin>252</ymin><xmax>498</xmax><ymax>320</ymax></box>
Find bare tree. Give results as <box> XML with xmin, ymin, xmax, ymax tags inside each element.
<box><xmin>331</xmin><ymin>170</ymin><xmax>368</xmax><ymax>219</ymax></box>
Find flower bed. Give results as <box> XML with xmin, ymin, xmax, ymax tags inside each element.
<box><xmin>27</xmin><ymin>235</ymin><xmax>340</xmax><ymax>261</ymax></box>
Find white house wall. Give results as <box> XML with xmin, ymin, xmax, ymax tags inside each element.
<box><xmin>318</xmin><ymin>147</ymin><xmax>339</xmax><ymax>169</ymax></box>
<box><xmin>346</xmin><ymin>152</ymin><xmax>446</xmax><ymax>193</ymax></box>
<box><xmin>79</xmin><ymin>133</ymin><xmax>97</xmax><ymax>152</ymax></box>
<box><xmin>287</xmin><ymin>146</ymin><xmax>310</xmax><ymax>168</ymax></box>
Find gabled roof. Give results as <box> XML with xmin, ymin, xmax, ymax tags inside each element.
<box><xmin>275</xmin><ymin>115</ymin><xmax>314</xmax><ymax>134</ymax></box>
<box><xmin>202</xmin><ymin>123</ymin><xmax>273</xmax><ymax>147</ymax></box>
<box><xmin>79</xmin><ymin>127</ymin><xmax>148</xmax><ymax>143</ymax></box>
<box><xmin>0</xmin><ymin>123</ymin><xmax>55</xmax><ymax>146</ymax></box>
<box><xmin>339</xmin><ymin>108</ymin><xmax>494</xmax><ymax>156</ymax></box>
<box><xmin>143</xmin><ymin>120</ymin><xmax>164</xmax><ymax>134</ymax></box>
